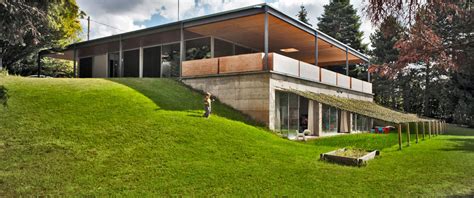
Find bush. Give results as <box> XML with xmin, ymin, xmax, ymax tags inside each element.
<box><xmin>0</xmin><ymin>69</ymin><xmax>8</xmax><ymax>77</ymax></box>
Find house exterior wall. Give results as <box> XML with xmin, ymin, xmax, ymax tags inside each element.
<box><xmin>182</xmin><ymin>73</ymin><xmax>271</xmax><ymax>125</ymax></box>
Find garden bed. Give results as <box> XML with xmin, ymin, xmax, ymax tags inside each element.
<box><xmin>320</xmin><ymin>148</ymin><xmax>380</xmax><ymax>166</ymax></box>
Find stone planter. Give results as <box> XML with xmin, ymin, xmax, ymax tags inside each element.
<box><xmin>320</xmin><ymin>148</ymin><xmax>380</xmax><ymax>166</ymax></box>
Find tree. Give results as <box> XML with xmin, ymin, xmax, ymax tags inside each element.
<box><xmin>317</xmin><ymin>0</ymin><xmax>367</xmax><ymax>52</ymax></box>
<box><xmin>0</xmin><ymin>0</ymin><xmax>82</xmax><ymax>73</ymax></box>
<box><xmin>366</xmin><ymin>1</ymin><xmax>473</xmax><ymax>126</ymax></box>
<box><xmin>296</xmin><ymin>5</ymin><xmax>311</xmax><ymax>26</ymax></box>
<box><xmin>369</xmin><ymin>16</ymin><xmax>405</xmax><ymax>109</ymax></box>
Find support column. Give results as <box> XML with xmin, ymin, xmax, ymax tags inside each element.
<box><xmin>415</xmin><ymin>122</ymin><xmax>419</xmax><ymax>144</ymax></box>
<box><xmin>37</xmin><ymin>52</ymin><xmax>42</xmax><ymax>77</ymax></box>
<box><xmin>406</xmin><ymin>122</ymin><xmax>410</xmax><ymax>146</ymax></box>
<box><xmin>345</xmin><ymin>47</ymin><xmax>349</xmax><ymax>76</ymax></box>
<box><xmin>422</xmin><ymin>122</ymin><xmax>425</xmax><ymax>140</ymax></box>
<box><xmin>263</xmin><ymin>7</ymin><xmax>269</xmax><ymax>70</ymax></box>
<box><xmin>398</xmin><ymin>123</ymin><xmax>402</xmax><ymax>150</ymax></box>
<box><xmin>348</xmin><ymin>112</ymin><xmax>353</xmax><ymax>134</ymax></box>
<box><xmin>119</xmin><ymin>36</ymin><xmax>123</xmax><ymax>77</ymax></box>
<box><xmin>73</xmin><ymin>47</ymin><xmax>77</xmax><ymax>78</ymax></box>
<box><xmin>367</xmin><ymin>61</ymin><xmax>371</xmax><ymax>82</ymax></box>
<box><xmin>139</xmin><ymin>46</ymin><xmax>143</xmax><ymax>78</ymax></box>
<box><xmin>180</xmin><ymin>22</ymin><xmax>185</xmax><ymax>77</ymax></box>
<box><xmin>315</xmin><ymin>31</ymin><xmax>319</xmax><ymax>66</ymax></box>
<box><xmin>312</xmin><ymin>101</ymin><xmax>322</xmax><ymax>136</ymax></box>
<box><xmin>429</xmin><ymin>121</ymin><xmax>432</xmax><ymax>138</ymax></box>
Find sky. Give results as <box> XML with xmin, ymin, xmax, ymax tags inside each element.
<box><xmin>76</xmin><ymin>0</ymin><xmax>375</xmax><ymax>45</ymax></box>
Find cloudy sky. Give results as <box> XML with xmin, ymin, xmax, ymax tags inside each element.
<box><xmin>77</xmin><ymin>0</ymin><xmax>375</xmax><ymax>45</ymax></box>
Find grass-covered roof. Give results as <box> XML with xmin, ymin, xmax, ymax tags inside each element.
<box><xmin>285</xmin><ymin>89</ymin><xmax>433</xmax><ymax>124</ymax></box>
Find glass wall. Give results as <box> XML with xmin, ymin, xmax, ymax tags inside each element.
<box><xmin>161</xmin><ymin>43</ymin><xmax>181</xmax><ymax>77</ymax></box>
<box><xmin>322</xmin><ymin>104</ymin><xmax>338</xmax><ymax>133</ymax></box>
<box><xmin>352</xmin><ymin>114</ymin><xmax>369</xmax><ymax>132</ymax></box>
<box><xmin>185</xmin><ymin>37</ymin><xmax>211</xmax><ymax>60</ymax></box>
<box><xmin>123</xmin><ymin>49</ymin><xmax>140</xmax><ymax>77</ymax></box>
<box><xmin>214</xmin><ymin>38</ymin><xmax>234</xmax><ymax>58</ymax></box>
<box><xmin>143</xmin><ymin>46</ymin><xmax>161</xmax><ymax>77</ymax></box>
<box><xmin>275</xmin><ymin>91</ymin><xmax>309</xmax><ymax>138</ymax></box>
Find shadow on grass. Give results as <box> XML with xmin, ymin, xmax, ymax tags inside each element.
<box><xmin>440</xmin><ymin>137</ymin><xmax>474</xmax><ymax>153</ymax></box>
<box><xmin>107</xmin><ymin>78</ymin><xmax>263</xmax><ymax>127</ymax></box>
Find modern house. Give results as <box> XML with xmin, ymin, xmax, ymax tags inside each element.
<box><xmin>45</xmin><ymin>4</ymin><xmax>429</xmax><ymax>139</ymax></box>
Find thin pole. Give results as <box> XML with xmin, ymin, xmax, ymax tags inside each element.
<box><xmin>315</xmin><ymin>31</ymin><xmax>318</xmax><ymax>66</ymax></box>
<box><xmin>428</xmin><ymin>122</ymin><xmax>432</xmax><ymax>138</ymax></box>
<box><xmin>345</xmin><ymin>47</ymin><xmax>349</xmax><ymax>76</ymax></box>
<box><xmin>422</xmin><ymin>122</ymin><xmax>425</xmax><ymax>140</ymax></box>
<box><xmin>37</xmin><ymin>52</ymin><xmax>41</xmax><ymax>77</ymax></box>
<box><xmin>87</xmin><ymin>16</ymin><xmax>90</xmax><ymax>41</ymax></box>
<box><xmin>415</xmin><ymin>122</ymin><xmax>419</xmax><ymax>144</ymax></box>
<box><xmin>367</xmin><ymin>61</ymin><xmax>371</xmax><ymax>82</ymax></box>
<box><xmin>398</xmin><ymin>123</ymin><xmax>402</xmax><ymax>150</ymax></box>
<box><xmin>73</xmin><ymin>46</ymin><xmax>77</xmax><ymax>78</ymax></box>
<box><xmin>406</xmin><ymin>122</ymin><xmax>410</xmax><ymax>146</ymax></box>
<box><xmin>263</xmin><ymin>6</ymin><xmax>269</xmax><ymax>70</ymax></box>
<box><xmin>178</xmin><ymin>0</ymin><xmax>180</xmax><ymax>21</ymax></box>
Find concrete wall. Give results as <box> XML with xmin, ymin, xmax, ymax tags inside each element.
<box><xmin>182</xmin><ymin>73</ymin><xmax>270</xmax><ymax>125</ymax></box>
<box><xmin>92</xmin><ymin>54</ymin><xmax>108</xmax><ymax>78</ymax></box>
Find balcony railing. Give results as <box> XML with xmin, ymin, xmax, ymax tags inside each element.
<box><xmin>182</xmin><ymin>52</ymin><xmax>372</xmax><ymax>94</ymax></box>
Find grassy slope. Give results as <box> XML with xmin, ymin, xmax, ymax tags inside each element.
<box><xmin>0</xmin><ymin>77</ymin><xmax>473</xmax><ymax>196</ymax></box>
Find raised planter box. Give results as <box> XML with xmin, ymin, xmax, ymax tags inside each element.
<box><xmin>320</xmin><ymin>148</ymin><xmax>380</xmax><ymax>166</ymax></box>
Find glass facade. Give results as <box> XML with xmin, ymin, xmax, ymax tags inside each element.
<box><xmin>161</xmin><ymin>43</ymin><xmax>181</xmax><ymax>77</ymax></box>
<box><xmin>322</xmin><ymin>104</ymin><xmax>338</xmax><ymax>133</ymax></box>
<box><xmin>185</xmin><ymin>37</ymin><xmax>211</xmax><ymax>60</ymax></box>
<box><xmin>352</xmin><ymin>114</ymin><xmax>370</xmax><ymax>132</ymax></box>
<box><xmin>214</xmin><ymin>38</ymin><xmax>234</xmax><ymax>58</ymax></box>
<box><xmin>275</xmin><ymin>91</ymin><xmax>311</xmax><ymax>138</ymax></box>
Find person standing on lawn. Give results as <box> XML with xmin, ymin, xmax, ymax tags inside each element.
<box><xmin>203</xmin><ymin>92</ymin><xmax>213</xmax><ymax>118</ymax></box>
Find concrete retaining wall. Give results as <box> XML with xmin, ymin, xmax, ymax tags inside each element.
<box><xmin>182</xmin><ymin>73</ymin><xmax>270</xmax><ymax>125</ymax></box>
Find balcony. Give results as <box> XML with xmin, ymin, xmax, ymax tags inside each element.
<box><xmin>182</xmin><ymin>53</ymin><xmax>372</xmax><ymax>94</ymax></box>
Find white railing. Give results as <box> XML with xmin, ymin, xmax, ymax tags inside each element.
<box><xmin>321</xmin><ymin>69</ymin><xmax>337</xmax><ymax>85</ymax></box>
<box><xmin>299</xmin><ymin>62</ymin><xmax>319</xmax><ymax>82</ymax></box>
<box><xmin>272</xmin><ymin>53</ymin><xmax>299</xmax><ymax>77</ymax></box>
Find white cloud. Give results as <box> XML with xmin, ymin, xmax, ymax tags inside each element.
<box><xmin>77</xmin><ymin>0</ymin><xmax>376</xmax><ymax>45</ymax></box>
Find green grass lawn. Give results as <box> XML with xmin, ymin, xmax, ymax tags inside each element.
<box><xmin>0</xmin><ymin>76</ymin><xmax>473</xmax><ymax>196</ymax></box>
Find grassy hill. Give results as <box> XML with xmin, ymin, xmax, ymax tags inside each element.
<box><xmin>0</xmin><ymin>76</ymin><xmax>473</xmax><ymax>196</ymax></box>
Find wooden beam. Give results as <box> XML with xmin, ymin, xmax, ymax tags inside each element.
<box><xmin>428</xmin><ymin>122</ymin><xmax>432</xmax><ymax>138</ymax></box>
<box><xmin>398</xmin><ymin>123</ymin><xmax>402</xmax><ymax>150</ymax></box>
<box><xmin>406</xmin><ymin>123</ymin><xmax>410</xmax><ymax>146</ymax></box>
<box><xmin>422</xmin><ymin>122</ymin><xmax>425</xmax><ymax>140</ymax></box>
<box><xmin>415</xmin><ymin>122</ymin><xmax>419</xmax><ymax>144</ymax></box>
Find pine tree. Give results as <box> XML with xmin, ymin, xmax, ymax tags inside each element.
<box><xmin>370</xmin><ymin>16</ymin><xmax>405</xmax><ymax>110</ymax></box>
<box><xmin>317</xmin><ymin>0</ymin><xmax>367</xmax><ymax>52</ymax></box>
<box><xmin>296</xmin><ymin>5</ymin><xmax>311</xmax><ymax>26</ymax></box>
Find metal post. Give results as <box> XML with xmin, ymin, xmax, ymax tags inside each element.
<box><xmin>87</xmin><ymin>16</ymin><xmax>90</xmax><ymax>41</ymax></box>
<box><xmin>73</xmin><ymin>46</ymin><xmax>77</xmax><ymax>78</ymax></box>
<box><xmin>345</xmin><ymin>47</ymin><xmax>349</xmax><ymax>76</ymax></box>
<box><xmin>367</xmin><ymin>61</ymin><xmax>371</xmax><ymax>82</ymax></box>
<box><xmin>263</xmin><ymin>6</ymin><xmax>269</xmax><ymax>70</ymax></box>
<box><xmin>315</xmin><ymin>31</ymin><xmax>318</xmax><ymax>66</ymax></box>
<box><xmin>119</xmin><ymin>35</ymin><xmax>123</xmax><ymax>77</ymax></box>
<box><xmin>180</xmin><ymin>22</ymin><xmax>185</xmax><ymax>77</ymax></box>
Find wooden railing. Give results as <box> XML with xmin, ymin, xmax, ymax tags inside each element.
<box><xmin>181</xmin><ymin>52</ymin><xmax>372</xmax><ymax>94</ymax></box>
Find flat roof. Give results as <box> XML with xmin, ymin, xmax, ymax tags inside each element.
<box><xmin>63</xmin><ymin>3</ymin><xmax>368</xmax><ymax>62</ymax></box>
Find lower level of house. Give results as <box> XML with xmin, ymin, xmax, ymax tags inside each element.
<box><xmin>182</xmin><ymin>72</ymin><xmax>374</xmax><ymax>138</ymax></box>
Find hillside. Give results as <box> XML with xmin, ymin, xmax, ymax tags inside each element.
<box><xmin>0</xmin><ymin>77</ymin><xmax>473</xmax><ymax>196</ymax></box>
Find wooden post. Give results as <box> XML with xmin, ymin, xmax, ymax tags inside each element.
<box><xmin>398</xmin><ymin>123</ymin><xmax>402</xmax><ymax>150</ymax></box>
<box><xmin>422</xmin><ymin>122</ymin><xmax>425</xmax><ymax>140</ymax></box>
<box><xmin>428</xmin><ymin>122</ymin><xmax>432</xmax><ymax>138</ymax></box>
<box><xmin>406</xmin><ymin>122</ymin><xmax>410</xmax><ymax>146</ymax></box>
<box><xmin>415</xmin><ymin>122</ymin><xmax>419</xmax><ymax>144</ymax></box>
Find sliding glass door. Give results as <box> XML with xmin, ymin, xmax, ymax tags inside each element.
<box><xmin>161</xmin><ymin>43</ymin><xmax>180</xmax><ymax>77</ymax></box>
<box><xmin>275</xmin><ymin>91</ymin><xmax>301</xmax><ymax>139</ymax></box>
<box><xmin>322</xmin><ymin>104</ymin><xmax>338</xmax><ymax>133</ymax></box>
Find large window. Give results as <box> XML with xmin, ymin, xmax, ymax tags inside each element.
<box><xmin>322</xmin><ymin>104</ymin><xmax>338</xmax><ymax>133</ymax></box>
<box><xmin>123</xmin><ymin>50</ymin><xmax>139</xmax><ymax>77</ymax></box>
<box><xmin>352</xmin><ymin>114</ymin><xmax>369</xmax><ymax>132</ymax></box>
<box><xmin>214</xmin><ymin>38</ymin><xmax>234</xmax><ymax>58</ymax></box>
<box><xmin>143</xmin><ymin>46</ymin><xmax>161</xmax><ymax>77</ymax></box>
<box><xmin>161</xmin><ymin>43</ymin><xmax>181</xmax><ymax>77</ymax></box>
<box><xmin>79</xmin><ymin>57</ymin><xmax>93</xmax><ymax>78</ymax></box>
<box><xmin>185</xmin><ymin>37</ymin><xmax>211</xmax><ymax>60</ymax></box>
<box><xmin>275</xmin><ymin>91</ymin><xmax>310</xmax><ymax>138</ymax></box>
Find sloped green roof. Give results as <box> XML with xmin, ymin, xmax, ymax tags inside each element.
<box><xmin>285</xmin><ymin>89</ymin><xmax>432</xmax><ymax>124</ymax></box>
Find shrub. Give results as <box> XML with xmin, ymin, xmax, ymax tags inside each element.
<box><xmin>0</xmin><ymin>85</ymin><xmax>8</xmax><ymax>107</ymax></box>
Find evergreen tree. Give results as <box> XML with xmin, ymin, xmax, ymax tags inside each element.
<box><xmin>296</xmin><ymin>5</ymin><xmax>311</xmax><ymax>26</ymax></box>
<box><xmin>370</xmin><ymin>16</ymin><xmax>405</xmax><ymax>110</ymax></box>
<box><xmin>317</xmin><ymin>0</ymin><xmax>367</xmax><ymax>52</ymax></box>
